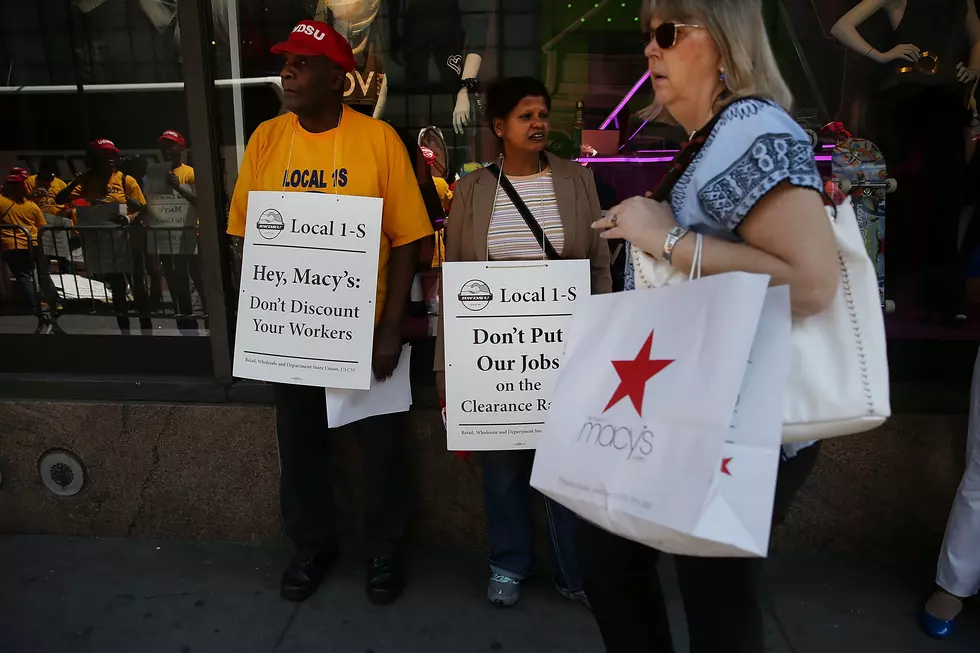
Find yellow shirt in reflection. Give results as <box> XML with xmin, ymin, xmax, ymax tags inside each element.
<box><xmin>0</xmin><ymin>195</ymin><xmax>46</xmax><ymax>250</ymax></box>
<box><xmin>171</xmin><ymin>164</ymin><xmax>195</xmax><ymax>186</ymax></box>
<box><xmin>25</xmin><ymin>175</ymin><xmax>72</xmax><ymax>220</ymax></box>
<box><xmin>72</xmin><ymin>170</ymin><xmax>146</xmax><ymax>212</ymax></box>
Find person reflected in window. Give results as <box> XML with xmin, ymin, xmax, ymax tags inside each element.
<box><xmin>27</xmin><ymin>158</ymin><xmax>71</xmax><ymax>222</ymax></box>
<box><xmin>58</xmin><ymin>139</ymin><xmax>151</xmax><ymax>334</ymax></box>
<box><xmin>27</xmin><ymin>157</ymin><xmax>75</xmax><ymax>273</ymax></box>
<box><xmin>434</xmin><ymin>77</ymin><xmax>612</xmax><ymax>609</ymax></box>
<box><xmin>154</xmin><ymin>130</ymin><xmax>206</xmax><ymax>332</ymax></box>
<box><xmin>1</xmin><ymin>170</ymin><xmax>63</xmax><ymax>328</ymax></box>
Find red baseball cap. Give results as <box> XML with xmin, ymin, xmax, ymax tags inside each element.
<box><xmin>89</xmin><ymin>138</ymin><xmax>120</xmax><ymax>154</ymax></box>
<box><xmin>159</xmin><ymin>130</ymin><xmax>186</xmax><ymax>149</ymax></box>
<box><xmin>271</xmin><ymin>20</ymin><xmax>356</xmax><ymax>73</ymax></box>
<box><xmin>5</xmin><ymin>171</ymin><xmax>28</xmax><ymax>184</ymax></box>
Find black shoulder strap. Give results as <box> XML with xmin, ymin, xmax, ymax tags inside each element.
<box><xmin>486</xmin><ymin>164</ymin><xmax>561</xmax><ymax>260</ymax></box>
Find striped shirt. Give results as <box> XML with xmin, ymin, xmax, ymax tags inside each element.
<box><xmin>487</xmin><ymin>169</ymin><xmax>564</xmax><ymax>261</ymax></box>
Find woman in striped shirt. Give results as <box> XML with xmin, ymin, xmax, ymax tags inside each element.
<box><xmin>434</xmin><ymin>77</ymin><xmax>612</xmax><ymax>608</ymax></box>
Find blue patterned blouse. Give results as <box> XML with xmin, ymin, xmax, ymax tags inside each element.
<box><xmin>624</xmin><ymin>97</ymin><xmax>823</xmax><ymax>457</ymax></box>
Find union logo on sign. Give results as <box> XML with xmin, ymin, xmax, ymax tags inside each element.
<box><xmin>256</xmin><ymin>209</ymin><xmax>285</xmax><ymax>240</ymax></box>
<box><xmin>458</xmin><ymin>279</ymin><xmax>493</xmax><ymax>312</ymax></box>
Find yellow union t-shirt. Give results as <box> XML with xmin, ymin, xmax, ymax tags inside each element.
<box><xmin>0</xmin><ymin>195</ymin><xmax>46</xmax><ymax>250</ymax></box>
<box><xmin>227</xmin><ymin>109</ymin><xmax>434</xmax><ymax>322</ymax></box>
<box><xmin>25</xmin><ymin>175</ymin><xmax>72</xmax><ymax>220</ymax></box>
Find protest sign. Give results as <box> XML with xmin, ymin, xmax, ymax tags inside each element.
<box><xmin>145</xmin><ymin>163</ymin><xmax>197</xmax><ymax>256</ymax></box>
<box><xmin>232</xmin><ymin>190</ymin><xmax>382</xmax><ymax>389</ymax></box>
<box><xmin>442</xmin><ymin>259</ymin><xmax>590</xmax><ymax>450</ymax></box>
<box><xmin>75</xmin><ymin>203</ymin><xmax>131</xmax><ymax>275</ymax></box>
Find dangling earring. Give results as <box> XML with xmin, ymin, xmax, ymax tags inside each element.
<box><xmin>719</xmin><ymin>68</ymin><xmax>726</xmax><ymax>83</ymax></box>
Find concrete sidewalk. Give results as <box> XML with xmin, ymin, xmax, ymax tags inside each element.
<box><xmin>1</xmin><ymin>536</ymin><xmax>978</xmax><ymax>653</ymax></box>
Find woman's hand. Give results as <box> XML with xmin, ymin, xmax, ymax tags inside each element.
<box><xmin>591</xmin><ymin>196</ymin><xmax>679</xmax><ymax>258</ymax></box>
<box><xmin>874</xmin><ymin>43</ymin><xmax>921</xmax><ymax>64</ymax></box>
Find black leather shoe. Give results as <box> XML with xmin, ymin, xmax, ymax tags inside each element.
<box><xmin>366</xmin><ymin>555</ymin><xmax>404</xmax><ymax>605</ymax></box>
<box><xmin>280</xmin><ymin>546</ymin><xmax>338</xmax><ymax>602</ymax></box>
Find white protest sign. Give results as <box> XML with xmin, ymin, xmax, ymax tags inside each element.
<box><xmin>145</xmin><ymin>163</ymin><xmax>197</xmax><ymax>256</ymax></box>
<box><xmin>233</xmin><ymin>190</ymin><xmax>382</xmax><ymax>389</ymax></box>
<box><xmin>75</xmin><ymin>203</ymin><xmax>131</xmax><ymax>275</ymax></box>
<box><xmin>442</xmin><ymin>259</ymin><xmax>591</xmax><ymax>450</ymax></box>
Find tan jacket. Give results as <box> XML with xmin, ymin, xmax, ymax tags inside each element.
<box><xmin>434</xmin><ymin>152</ymin><xmax>612</xmax><ymax>372</ymax></box>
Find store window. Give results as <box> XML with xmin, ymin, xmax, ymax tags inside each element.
<box><xmin>0</xmin><ymin>0</ymin><xmax>216</xmax><ymax>375</ymax></box>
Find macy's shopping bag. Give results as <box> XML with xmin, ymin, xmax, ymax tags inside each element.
<box><xmin>530</xmin><ymin>275</ymin><xmax>791</xmax><ymax>557</ymax></box>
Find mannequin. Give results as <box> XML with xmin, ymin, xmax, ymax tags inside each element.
<box><xmin>831</xmin><ymin>0</ymin><xmax>980</xmax><ymax>320</ymax></box>
<box><xmin>388</xmin><ymin>0</ymin><xmax>467</xmax><ymax>86</ymax></box>
<box><xmin>316</xmin><ymin>0</ymin><xmax>388</xmax><ymax>119</ymax></box>
<box><xmin>452</xmin><ymin>53</ymin><xmax>483</xmax><ymax>135</ymax></box>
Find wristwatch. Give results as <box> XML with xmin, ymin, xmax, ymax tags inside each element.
<box><xmin>663</xmin><ymin>226</ymin><xmax>690</xmax><ymax>264</ymax></box>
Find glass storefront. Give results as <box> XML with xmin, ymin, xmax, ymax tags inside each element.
<box><xmin>1</xmin><ymin>0</ymin><xmax>978</xmax><ymax>387</ymax></box>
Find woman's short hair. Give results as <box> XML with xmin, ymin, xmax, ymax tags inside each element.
<box><xmin>485</xmin><ymin>77</ymin><xmax>552</xmax><ymax>132</ymax></box>
<box><xmin>641</xmin><ymin>0</ymin><xmax>793</xmax><ymax>116</ymax></box>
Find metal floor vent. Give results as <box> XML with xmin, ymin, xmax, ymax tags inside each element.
<box><xmin>39</xmin><ymin>450</ymin><xmax>86</xmax><ymax>497</ymax></box>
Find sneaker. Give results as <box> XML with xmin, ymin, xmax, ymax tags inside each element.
<box><xmin>556</xmin><ymin>586</ymin><xmax>591</xmax><ymax>610</ymax></box>
<box><xmin>487</xmin><ymin>572</ymin><xmax>522</xmax><ymax>607</ymax></box>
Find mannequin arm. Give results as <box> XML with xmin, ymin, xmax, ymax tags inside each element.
<box><xmin>831</xmin><ymin>0</ymin><xmax>914</xmax><ymax>64</ymax></box>
<box><xmin>373</xmin><ymin>73</ymin><xmax>388</xmax><ymax>120</ymax></box>
<box><xmin>452</xmin><ymin>54</ymin><xmax>483</xmax><ymax>135</ymax></box>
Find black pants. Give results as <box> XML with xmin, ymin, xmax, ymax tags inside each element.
<box><xmin>159</xmin><ymin>254</ymin><xmax>207</xmax><ymax>330</ymax></box>
<box><xmin>575</xmin><ymin>443</ymin><xmax>822</xmax><ymax>653</ymax></box>
<box><xmin>274</xmin><ymin>383</ymin><xmax>410</xmax><ymax>558</ymax></box>
<box><xmin>2</xmin><ymin>249</ymin><xmax>38</xmax><ymax>311</ymax></box>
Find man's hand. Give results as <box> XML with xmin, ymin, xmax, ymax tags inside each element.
<box><xmin>372</xmin><ymin>321</ymin><xmax>402</xmax><ymax>381</ymax></box>
<box><xmin>168</xmin><ymin>172</ymin><xmax>181</xmax><ymax>189</ymax></box>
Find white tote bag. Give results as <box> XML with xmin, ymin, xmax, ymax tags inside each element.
<box><xmin>531</xmin><ymin>272</ymin><xmax>790</xmax><ymax>557</ymax></box>
<box><xmin>631</xmin><ymin>198</ymin><xmax>890</xmax><ymax>442</ymax></box>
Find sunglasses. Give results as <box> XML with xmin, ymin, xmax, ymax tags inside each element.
<box><xmin>644</xmin><ymin>22</ymin><xmax>703</xmax><ymax>49</ymax></box>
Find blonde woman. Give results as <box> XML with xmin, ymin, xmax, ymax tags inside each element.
<box><xmin>586</xmin><ymin>0</ymin><xmax>839</xmax><ymax>650</ymax></box>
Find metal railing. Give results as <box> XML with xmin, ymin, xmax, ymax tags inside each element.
<box><xmin>1</xmin><ymin>223</ymin><xmax>209</xmax><ymax>330</ymax></box>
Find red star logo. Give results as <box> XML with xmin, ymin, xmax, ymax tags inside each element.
<box><xmin>603</xmin><ymin>330</ymin><xmax>674</xmax><ymax>414</ymax></box>
<box><xmin>721</xmin><ymin>457</ymin><xmax>733</xmax><ymax>476</ymax></box>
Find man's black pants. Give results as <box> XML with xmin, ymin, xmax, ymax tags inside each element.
<box><xmin>273</xmin><ymin>382</ymin><xmax>410</xmax><ymax>558</ymax></box>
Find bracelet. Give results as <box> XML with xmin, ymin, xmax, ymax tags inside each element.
<box><xmin>866</xmin><ymin>46</ymin><xmax>876</xmax><ymax>58</ymax></box>
<box><xmin>459</xmin><ymin>78</ymin><xmax>479</xmax><ymax>93</ymax></box>
<box><xmin>663</xmin><ymin>226</ymin><xmax>690</xmax><ymax>264</ymax></box>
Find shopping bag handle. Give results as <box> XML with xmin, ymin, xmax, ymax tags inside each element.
<box><xmin>687</xmin><ymin>233</ymin><xmax>703</xmax><ymax>281</ymax></box>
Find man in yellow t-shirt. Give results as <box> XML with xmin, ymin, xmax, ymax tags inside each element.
<box><xmin>26</xmin><ymin>158</ymin><xmax>72</xmax><ymax>221</ymax></box>
<box><xmin>56</xmin><ymin>139</ymin><xmax>152</xmax><ymax>333</ymax></box>
<box><xmin>155</xmin><ymin>130</ymin><xmax>204</xmax><ymax>330</ymax></box>
<box><xmin>227</xmin><ymin>20</ymin><xmax>433</xmax><ymax>606</ymax></box>
<box><xmin>56</xmin><ymin>139</ymin><xmax>147</xmax><ymax>217</ymax></box>
<box><xmin>1</xmin><ymin>170</ymin><xmax>59</xmax><ymax>314</ymax></box>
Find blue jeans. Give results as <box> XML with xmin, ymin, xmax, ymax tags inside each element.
<box><xmin>482</xmin><ymin>450</ymin><xmax>583</xmax><ymax>592</ymax></box>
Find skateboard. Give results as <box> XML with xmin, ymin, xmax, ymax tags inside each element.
<box><xmin>828</xmin><ymin>134</ymin><xmax>897</xmax><ymax>312</ymax></box>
